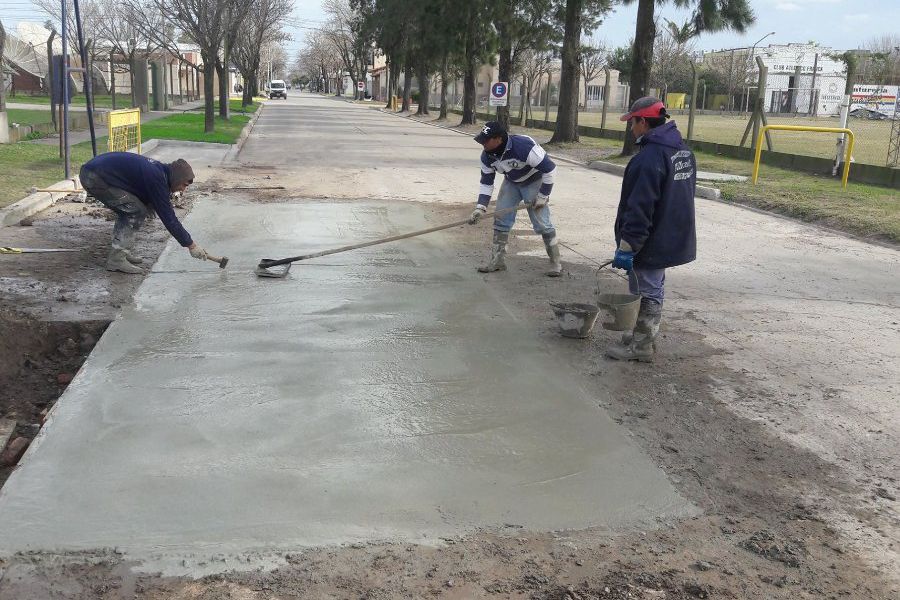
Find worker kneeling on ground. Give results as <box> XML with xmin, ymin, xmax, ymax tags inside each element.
<box><xmin>468</xmin><ymin>121</ymin><xmax>562</xmax><ymax>277</ymax></box>
<box><xmin>607</xmin><ymin>97</ymin><xmax>697</xmax><ymax>362</ymax></box>
<box><xmin>79</xmin><ymin>153</ymin><xmax>209</xmax><ymax>274</ymax></box>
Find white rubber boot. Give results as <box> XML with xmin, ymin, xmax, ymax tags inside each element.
<box><xmin>543</xmin><ymin>234</ymin><xmax>562</xmax><ymax>277</ymax></box>
<box><xmin>106</xmin><ymin>249</ymin><xmax>143</xmax><ymax>274</ymax></box>
<box><xmin>478</xmin><ymin>231</ymin><xmax>508</xmax><ymax>273</ymax></box>
<box><xmin>606</xmin><ymin>301</ymin><xmax>661</xmax><ymax>362</ymax></box>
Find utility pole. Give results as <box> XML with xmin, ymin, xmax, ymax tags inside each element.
<box><xmin>0</xmin><ymin>22</ymin><xmax>8</xmax><ymax>144</ymax></box>
<box><xmin>61</xmin><ymin>0</ymin><xmax>71</xmax><ymax>178</ymax></box>
<box><xmin>73</xmin><ymin>0</ymin><xmax>97</xmax><ymax>156</ymax></box>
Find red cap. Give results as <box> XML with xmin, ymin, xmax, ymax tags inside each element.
<box><xmin>620</xmin><ymin>97</ymin><xmax>666</xmax><ymax>121</ymax></box>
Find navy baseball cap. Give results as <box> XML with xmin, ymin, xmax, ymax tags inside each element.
<box><xmin>474</xmin><ymin>121</ymin><xmax>507</xmax><ymax>144</ymax></box>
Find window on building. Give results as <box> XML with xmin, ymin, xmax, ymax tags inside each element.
<box><xmin>586</xmin><ymin>85</ymin><xmax>606</xmax><ymax>102</ymax></box>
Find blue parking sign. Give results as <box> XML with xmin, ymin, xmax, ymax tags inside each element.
<box><xmin>489</xmin><ymin>81</ymin><xmax>509</xmax><ymax>107</ymax></box>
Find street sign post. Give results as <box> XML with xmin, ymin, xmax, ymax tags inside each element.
<box><xmin>357</xmin><ymin>81</ymin><xmax>364</xmax><ymax>91</ymax></box>
<box><xmin>489</xmin><ymin>81</ymin><xmax>508</xmax><ymax>107</ymax></box>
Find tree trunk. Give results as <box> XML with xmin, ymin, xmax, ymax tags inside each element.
<box><xmin>518</xmin><ymin>75</ymin><xmax>527</xmax><ymax>125</ymax></box>
<box><xmin>110</xmin><ymin>51</ymin><xmax>117</xmax><ymax>110</ymax></box>
<box><xmin>415</xmin><ymin>65</ymin><xmax>430</xmax><ymax>115</ymax></box>
<box><xmin>85</xmin><ymin>40</ymin><xmax>96</xmax><ymax>111</ymax></box>
<box><xmin>129</xmin><ymin>55</ymin><xmax>136</xmax><ymax>108</ymax></box>
<box><xmin>401</xmin><ymin>67</ymin><xmax>412</xmax><ymax>112</ymax></box>
<box><xmin>240</xmin><ymin>66</ymin><xmax>253</xmax><ymax>106</ymax></box>
<box><xmin>384</xmin><ymin>57</ymin><xmax>394</xmax><ymax>108</ymax></box>
<box><xmin>551</xmin><ymin>0</ymin><xmax>583</xmax><ymax>143</ymax></box>
<box><xmin>217</xmin><ymin>51</ymin><xmax>229</xmax><ymax>119</ymax></box>
<box><xmin>461</xmin><ymin>63</ymin><xmax>476</xmax><ymax>125</ymax></box>
<box><xmin>439</xmin><ymin>54</ymin><xmax>449</xmax><ymax>120</ymax></box>
<box><xmin>460</xmin><ymin>4</ymin><xmax>478</xmax><ymax>125</ymax></box>
<box><xmin>583</xmin><ymin>75</ymin><xmax>590</xmax><ymax>113</ymax></box>
<box><xmin>0</xmin><ymin>22</ymin><xmax>6</xmax><ymax>112</ymax></box>
<box><xmin>391</xmin><ymin>69</ymin><xmax>400</xmax><ymax>107</ymax></box>
<box><xmin>48</xmin><ymin>33</ymin><xmax>57</xmax><ymax>130</ymax></box>
<box><xmin>622</xmin><ymin>0</ymin><xmax>655</xmax><ymax>155</ymax></box>
<box><xmin>496</xmin><ymin>32</ymin><xmax>513</xmax><ymax>129</ymax></box>
<box><xmin>202</xmin><ymin>55</ymin><xmax>216</xmax><ymax>133</ymax></box>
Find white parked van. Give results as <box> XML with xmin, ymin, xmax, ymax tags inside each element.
<box><xmin>268</xmin><ymin>80</ymin><xmax>287</xmax><ymax>100</ymax></box>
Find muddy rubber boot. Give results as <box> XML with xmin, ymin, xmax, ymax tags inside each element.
<box><xmin>106</xmin><ymin>249</ymin><xmax>143</xmax><ymax>274</ymax></box>
<box><xmin>123</xmin><ymin>249</ymin><xmax>143</xmax><ymax>265</ymax></box>
<box><xmin>477</xmin><ymin>231</ymin><xmax>509</xmax><ymax>273</ymax></box>
<box><xmin>606</xmin><ymin>301</ymin><xmax>661</xmax><ymax>362</ymax></box>
<box><xmin>543</xmin><ymin>234</ymin><xmax>562</xmax><ymax>277</ymax></box>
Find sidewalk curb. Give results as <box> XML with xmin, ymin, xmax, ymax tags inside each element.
<box><xmin>141</xmin><ymin>138</ymin><xmax>160</xmax><ymax>154</ymax></box>
<box><xmin>0</xmin><ymin>179</ymin><xmax>82</xmax><ymax>226</ymax></box>
<box><xmin>224</xmin><ymin>104</ymin><xmax>264</xmax><ymax>163</ymax></box>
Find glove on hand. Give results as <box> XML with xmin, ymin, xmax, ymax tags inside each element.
<box><xmin>532</xmin><ymin>193</ymin><xmax>550</xmax><ymax>209</ymax></box>
<box><xmin>612</xmin><ymin>248</ymin><xmax>635</xmax><ymax>272</ymax></box>
<box><xmin>189</xmin><ymin>244</ymin><xmax>208</xmax><ymax>261</ymax></box>
<box><xmin>468</xmin><ymin>205</ymin><xmax>487</xmax><ymax>224</ymax></box>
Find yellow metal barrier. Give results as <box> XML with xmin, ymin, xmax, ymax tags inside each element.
<box><xmin>752</xmin><ymin>125</ymin><xmax>855</xmax><ymax>189</ymax></box>
<box><xmin>108</xmin><ymin>108</ymin><xmax>142</xmax><ymax>154</ymax></box>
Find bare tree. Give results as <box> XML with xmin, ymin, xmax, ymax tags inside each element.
<box><xmin>520</xmin><ymin>49</ymin><xmax>555</xmax><ymax>123</ymax></box>
<box><xmin>650</xmin><ymin>20</ymin><xmax>695</xmax><ymax>96</ymax></box>
<box><xmin>96</xmin><ymin>0</ymin><xmax>163</xmax><ymax>108</ymax></box>
<box><xmin>701</xmin><ymin>49</ymin><xmax>753</xmax><ymax>110</ymax></box>
<box><xmin>297</xmin><ymin>30</ymin><xmax>342</xmax><ymax>94</ymax></box>
<box><xmin>323</xmin><ymin>0</ymin><xmax>366</xmax><ymax>99</ymax></box>
<box><xmin>215</xmin><ymin>1</ymin><xmax>253</xmax><ymax>119</ymax></box>
<box><xmin>861</xmin><ymin>34</ymin><xmax>900</xmax><ymax>85</ymax></box>
<box><xmin>233</xmin><ymin>0</ymin><xmax>291</xmax><ymax>106</ymax></box>
<box><xmin>34</xmin><ymin>0</ymin><xmax>101</xmax><ymax>57</ymax></box>
<box><xmin>121</xmin><ymin>0</ymin><xmax>205</xmax><ymax>109</ymax></box>
<box><xmin>0</xmin><ymin>22</ymin><xmax>7</xmax><ymax>113</ymax></box>
<box><xmin>153</xmin><ymin>0</ymin><xmax>235</xmax><ymax>132</ymax></box>
<box><xmin>34</xmin><ymin>0</ymin><xmax>106</xmax><ymax>104</ymax></box>
<box><xmin>580</xmin><ymin>36</ymin><xmax>606</xmax><ymax>109</ymax></box>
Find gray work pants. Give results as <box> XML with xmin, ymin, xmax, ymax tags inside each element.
<box><xmin>628</xmin><ymin>268</ymin><xmax>666</xmax><ymax>308</ymax></box>
<box><xmin>80</xmin><ymin>168</ymin><xmax>149</xmax><ymax>251</ymax></box>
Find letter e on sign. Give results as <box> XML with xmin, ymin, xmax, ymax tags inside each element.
<box><xmin>489</xmin><ymin>81</ymin><xmax>509</xmax><ymax>107</ymax></box>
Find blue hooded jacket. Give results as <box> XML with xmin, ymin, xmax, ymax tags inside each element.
<box><xmin>615</xmin><ymin>121</ymin><xmax>696</xmax><ymax>270</ymax></box>
<box><xmin>81</xmin><ymin>152</ymin><xmax>193</xmax><ymax>247</ymax></box>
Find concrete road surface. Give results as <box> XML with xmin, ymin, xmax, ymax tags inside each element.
<box><xmin>0</xmin><ymin>96</ymin><xmax>697</xmax><ymax>573</ymax></box>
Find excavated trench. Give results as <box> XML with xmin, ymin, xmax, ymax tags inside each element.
<box><xmin>0</xmin><ymin>309</ymin><xmax>110</xmax><ymax>486</ymax></box>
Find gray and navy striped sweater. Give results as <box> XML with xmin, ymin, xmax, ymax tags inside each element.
<box><xmin>477</xmin><ymin>135</ymin><xmax>556</xmax><ymax>207</ymax></box>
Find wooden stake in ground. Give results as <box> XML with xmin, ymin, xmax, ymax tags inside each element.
<box><xmin>740</xmin><ymin>56</ymin><xmax>774</xmax><ymax>151</ymax></box>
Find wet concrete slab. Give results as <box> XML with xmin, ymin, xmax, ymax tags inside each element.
<box><xmin>0</xmin><ymin>197</ymin><xmax>694</xmax><ymax>568</ymax></box>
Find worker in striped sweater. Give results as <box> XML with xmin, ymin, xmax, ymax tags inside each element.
<box><xmin>468</xmin><ymin>121</ymin><xmax>562</xmax><ymax>277</ymax></box>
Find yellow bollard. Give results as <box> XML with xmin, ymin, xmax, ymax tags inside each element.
<box><xmin>752</xmin><ymin>125</ymin><xmax>855</xmax><ymax>189</ymax></box>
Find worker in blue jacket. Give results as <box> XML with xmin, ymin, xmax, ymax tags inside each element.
<box><xmin>607</xmin><ymin>97</ymin><xmax>697</xmax><ymax>362</ymax></box>
<box><xmin>468</xmin><ymin>121</ymin><xmax>562</xmax><ymax>276</ymax></box>
<box><xmin>80</xmin><ymin>153</ymin><xmax>209</xmax><ymax>274</ymax></box>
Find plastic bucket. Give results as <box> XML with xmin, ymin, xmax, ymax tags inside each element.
<box><xmin>550</xmin><ymin>302</ymin><xmax>601</xmax><ymax>339</ymax></box>
<box><xmin>596</xmin><ymin>293</ymin><xmax>641</xmax><ymax>331</ymax></box>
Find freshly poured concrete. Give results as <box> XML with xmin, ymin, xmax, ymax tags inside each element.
<box><xmin>0</xmin><ymin>197</ymin><xmax>693</xmax><ymax>564</ymax></box>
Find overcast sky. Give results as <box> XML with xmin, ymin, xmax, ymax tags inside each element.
<box><xmin>282</xmin><ymin>0</ymin><xmax>899</xmax><ymax>57</ymax></box>
<box><xmin>4</xmin><ymin>0</ymin><xmax>898</xmax><ymax>58</ymax></box>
